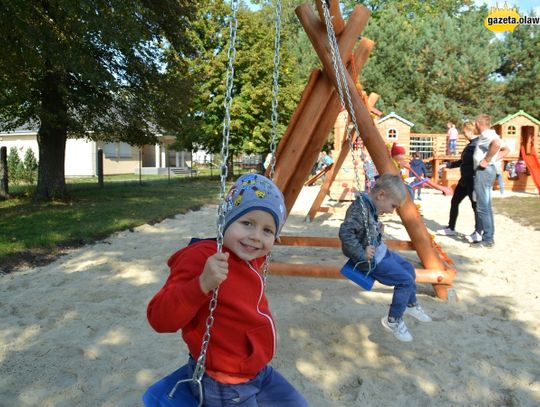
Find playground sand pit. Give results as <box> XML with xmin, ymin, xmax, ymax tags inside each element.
<box><xmin>1</xmin><ymin>186</ymin><xmax>539</xmax><ymax>406</ymax></box>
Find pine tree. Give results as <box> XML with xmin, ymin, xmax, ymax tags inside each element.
<box><xmin>360</xmin><ymin>4</ymin><xmax>503</xmax><ymax>132</ymax></box>
<box><xmin>7</xmin><ymin>147</ymin><xmax>22</xmax><ymax>185</ymax></box>
<box><xmin>22</xmin><ymin>148</ymin><xmax>39</xmax><ymax>185</ymax></box>
<box><xmin>498</xmin><ymin>21</ymin><xmax>540</xmax><ymax>119</ymax></box>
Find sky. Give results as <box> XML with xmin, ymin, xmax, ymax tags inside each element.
<box><xmin>475</xmin><ymin>0</ymin><xmax>540</xmax><ymax>14</ymax></box>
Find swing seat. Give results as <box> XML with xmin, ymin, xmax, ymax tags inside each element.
<box><xmin>143</xmin><ymin>364</ymin><xmax>199</xmax><ymax>407</ymax></box>
<box><xmin>340</xmin><ymin>259</ymin><xmax>375</xmax><ymax>291</ymax></box>
<box><xmin>410</xmin><ymin>178</ymin><xmax>429</xmax><ymax>189</ymax></box>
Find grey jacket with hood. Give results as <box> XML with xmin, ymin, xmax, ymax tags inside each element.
<box><xmin>339</xmin><ymin>193</ymin><xmax>383</xmax><ymax>271</ymax></box>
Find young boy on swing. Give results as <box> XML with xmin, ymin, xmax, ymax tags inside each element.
<box><xmin>147</xmin><ymin>174</ymin><xmax>310</xmax><ymax>406</ymax></box>
<box><xmin>339</xmin><ymin>173</ymin><xmax>432</xmax><ymax>342</ymax></box>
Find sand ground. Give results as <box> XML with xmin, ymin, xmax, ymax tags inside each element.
<box><xmin>1</xmin><ymin>186</ymin><xmax>539</xmax><ymax>407</ymax></box>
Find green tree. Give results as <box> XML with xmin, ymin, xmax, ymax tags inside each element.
<box><xmin>497</xmin><ymin>20</ymin><xmax>540</xmax><ymax>119</ymax></box>
<box><xmin>174</xmin><ymin>1</ymin><xmax>303</xmax><ymax>175</ymax></box>
<box><xmin>342</xmin><ymin>0</ymin><xmax>472</xmax><ymax>17</ymax></box>
<box><xmin>6</xmin><ymin>147</ymin><xmax>22</xmax><ymax>185</ymax></box>
<box><xmin>21</xmin><ymin>148</ymin><xmax>39</xmax><ymax>185</ymax></box>
<box><xmin>360</xmin><ymin>5</ymin><xmax>504</xmax><ymax>132</ymax></box>
<box><xmin>0</xmin><ymin>0</ymin><xmax>200</xmax><ymax>201</ymax></box>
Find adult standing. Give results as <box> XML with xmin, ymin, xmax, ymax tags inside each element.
<box><xmin>437</xmin><ymin>122</ymin><xmax>480</xmax><ymax>240</ymax></box>
<box><xmin>447</xmin><ymin>122</ymin><xmax>459</xmax><ymax>155</ymax></box>
<box><xmin>472</xmin><ymin>114</ymin><xmax>509</xmax><ymax>248</ymax></box>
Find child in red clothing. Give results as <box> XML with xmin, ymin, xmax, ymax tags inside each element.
<box><xmin>147</xmin><ymin>174</ymin><xmax>309</xmax><ymax>406</ymax></box>
<box><xmin>390</xmin><ymin>143</ymin><xmax>414</xmax><ymax>200</ymax></box>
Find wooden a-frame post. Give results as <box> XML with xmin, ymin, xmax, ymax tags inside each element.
<box><xmin>306</xmin><ymin>91</ymin><xmax>379</xmax><ymax>221</ymax></box>
<box><xmin>268</xmin><ymin>1</ymin><xmax>456</xmax><ymax>299</ymax></box>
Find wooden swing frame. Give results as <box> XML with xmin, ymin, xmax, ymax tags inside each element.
<box><xmin>266</xmin><ymin>1</ymin><xmax>457</xmax><ymax>300</ymax></box>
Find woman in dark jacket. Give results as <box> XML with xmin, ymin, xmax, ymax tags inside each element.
<box><xmin>437</xmin><ymin>122</ymin><xmax>481</xmax><ymax>242</ymax></box>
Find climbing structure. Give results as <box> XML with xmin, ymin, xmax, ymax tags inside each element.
<box><xmin>267</xmin><ymin>0</ymin><xmax>456</xmax><ymax>300</ymax></box>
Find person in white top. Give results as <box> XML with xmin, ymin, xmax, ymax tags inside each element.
<box><xmin>447</xmin><ymin>122</ymin><xmax>459</xmax><ymax>155</ymax></box>
<box><xmin>472</xmin><ymin>114</ymin><xmax>509</xmax><ymax>247</ymax></box>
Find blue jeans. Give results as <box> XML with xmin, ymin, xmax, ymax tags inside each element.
<box><xmin>187</xmin><ymin>358</ymin><xmax>309</xmax><ymax>407</ymax></box>
<box><xmin>448</xmin><ymin>139</ymin><xmax>457</xmax><ymax>154</ymax></box>
<box><xmin>371</xmin><ymin>251</ymin><xmax>417</xmax><ymax>319</ymax></box>
<box><xmin>405</xmin><ymin>184</ymin><xmax>414</xmax><ymax>200</ymax></box>
<box><xmin>474</xmin><ymin>165</ymin><xmax>496</xmax><ymax>243</ymax></box>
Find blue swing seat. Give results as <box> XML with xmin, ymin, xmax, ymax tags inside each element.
<box><xmin>340</xmin><ymin>259</ymin><xmax>375</xmax><ymax>291</ymax></box>
<box><xmin>143</xmin><ymin>364</ymin><xmax>199</xmax><ymax>407</ymax></box>
<box><xmin>410</xmin><ymin>177</ymin><xmax>430</xmax><ymax>189</ymax></box>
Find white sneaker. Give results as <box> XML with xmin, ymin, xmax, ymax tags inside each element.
<box><xmin>467</xmin><ymin>231</ymin><xmax>482</xmax><ymax>243</ymax></box>
<box><xmin>381</xmin><ymin>317</ymin><xmax>413</xmax><ymax>342</ymax></box>
<box><xmin>405</xmin><ymin>304</ymin><xmax>432</xmax><ymax>322</ymax></box>
<box><xmin>436</xmin><ymin>228</ymin><xmax>456</xmax><ymax>236</ymax></box>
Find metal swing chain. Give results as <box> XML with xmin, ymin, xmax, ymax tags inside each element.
<box><xmin>196</xmin><ymin>0</ymin><xmax>240</xmax><ymax>380</ymax></box>
<box><xmin>262</xmin><ymin>0</ymin><xmax>282</xmax><ymax>287</ymax></box>
<box><xmin>267</xmin><ymin>0</ymin><xmax>282</xmax><ymax>182</ymax></box>
<box><xmin>168</xmin><ymin>1</ymin><xmax>240</xmax><ymax>405</ymax></box>
<box><xmin>321</xmin><ymin>2</ymin><xmax>364</xmax><ymax>193</ymax></box>
<box><xmin>321</xmin><ymin>2</ymin><xmax>374</xmax><ymax>267</ymax></box>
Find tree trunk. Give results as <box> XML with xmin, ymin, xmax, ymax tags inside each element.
<box><xmin>0</xmin><ymin>146</ymin><xmax>8</xmax><ymax>199</ymax></box>
<box><xmin>35</xmin><ymin>70</ymin><xmax>68</xmax><ymax>202</ymax></box>
<box><xmin>227</xmin><ymin>155</ymin><xmax>235</xmax><ymax>180</ymax></box>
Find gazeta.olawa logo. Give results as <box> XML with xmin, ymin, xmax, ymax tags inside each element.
<box><xmin>484</xmin><ymin>3</ymin><xmax>520</xmax><ymax>32</ymax></box>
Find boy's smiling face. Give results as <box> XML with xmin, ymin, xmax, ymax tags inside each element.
<box><xmin>223</xmin><ymin>210</ymin><xmax>276</xmax><ymax>261</ymax></box>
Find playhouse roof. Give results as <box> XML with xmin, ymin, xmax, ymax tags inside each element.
<box><xmin>377</xmin><ymin>111</ymin><xmax>414</xmax><ymax>127</ymax></box>
<box><xmin>493</xmin><ymin>110</ymin><xmax>540</xmax><ymax>126</ymax></box>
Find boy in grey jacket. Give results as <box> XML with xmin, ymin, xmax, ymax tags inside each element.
<box><xmin>339</xmin><ymin>174</ymin><xmax>432</xmax><ymax>342</ymax></box>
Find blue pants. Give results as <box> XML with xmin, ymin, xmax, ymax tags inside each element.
<box><xmin>448</xmin><ymin>139</ymin><xmax>457</xmax><ymax>154</ymax></box>
<box><xmin>474</xmin><ymin>165</ymin><xmax>496</xmax><ymax>243</ymax></box>
<box><xmin>188</xmin><ymin>358</ymin><xmax>309</xmax><ymax>407</ymax></box>
<box><xmin>371</xmin><ymin>251</ymin><xmax>417</xmax><ymax>319</ymax></box>
<box><xmin>405</xmin><ymin>184</ymin><xmax>414</xmax><ymax>200</ymax></box>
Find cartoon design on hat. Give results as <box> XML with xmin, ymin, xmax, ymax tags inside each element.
<box><xmin>223</xmin><ymin>174</ymin><xmax>286</xmax><ymax>236</ymax></box>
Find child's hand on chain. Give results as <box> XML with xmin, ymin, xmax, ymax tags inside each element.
<box><xmin>365</xmin><ymin>245</ymin><xmax>375</xmax><ymax>261</ymax></box>
<box><xmin>199</xmin><ymin>252</ymin><xmax>230</xmax><ymax>294</ymax></box>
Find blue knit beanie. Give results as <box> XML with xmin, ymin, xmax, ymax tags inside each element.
<box><xmin>223</xmin><ymin>174</ymin><xmax>286</xmax><ymax>236</ymax></box>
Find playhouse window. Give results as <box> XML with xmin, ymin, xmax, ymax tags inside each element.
<box><xmin>387</xmin><ymin>128</ymin><xmax>398</xmax><ymax>140</ymax></box>
<box><xmin>507</xmin><ymin>125</ymin><xmax>516</xmax><ymax>136</ymax></box>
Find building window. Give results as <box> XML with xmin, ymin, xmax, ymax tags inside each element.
<box><xmin>507</xmin><ymin>125</ymin><xmax>516</xmax><ymax>136</ymax></box>
<box><xmin>387</xmin><ymin>128</ymin><xmax>398</xmax><ymax>140</ymax></box>
<box><xmin>103</xmin><ymin>142</ymin><xmax>132</xmax><ymax>158</ymax></box>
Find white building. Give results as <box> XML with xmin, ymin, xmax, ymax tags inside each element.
<box><xmin>0</xmin><ymin>126</ymin><xmax>193</xmax><ymax>176</ymax></box>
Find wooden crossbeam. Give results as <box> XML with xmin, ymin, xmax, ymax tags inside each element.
<box><xmin>269</xmin><ymin>262</ymin><xmax>456</xmax><ymax>285</ymax></box>
<box><xmin>305</xmin><ymin>164</ymin><xmax>333</xmax><ymax>186</ymax></box>
<box><xmin>277</xmin><ymin>235</ymin><xmax>415</xmax><ymax>251</ymax></box>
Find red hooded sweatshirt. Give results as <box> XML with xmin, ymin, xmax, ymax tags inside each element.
<box><xmin>147</xmin><ymin>239</ymin><xmax>276</xmax><ymax>379</ymax></box>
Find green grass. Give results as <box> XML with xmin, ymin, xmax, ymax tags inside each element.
<box><xmin>0</xmin><ymin>175</ymin><xmax>224</xmax><ymax>271</ymax></box>
<box><xmin>493</xmin><ymin>196</ymin><xmax>540</xmax><ymax>230</ymax></box>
